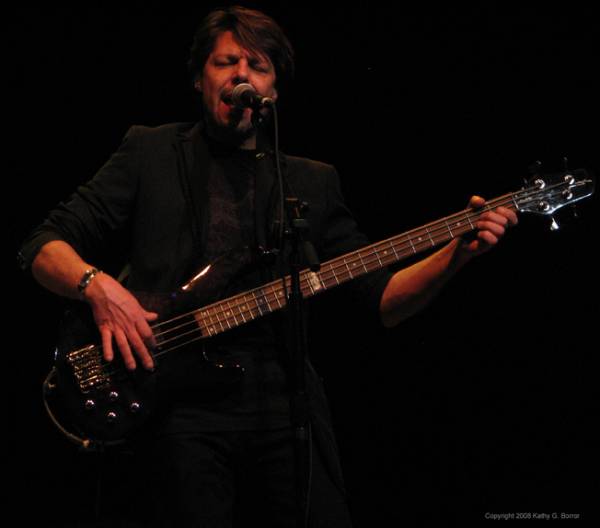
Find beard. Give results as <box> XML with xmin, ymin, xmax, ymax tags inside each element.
<box><xmin>203</xmin><ymin>104</ymin><xmax>258</xmax><ymax>147</ymax></box>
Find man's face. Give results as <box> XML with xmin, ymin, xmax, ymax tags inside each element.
<box><xmin>195</xmin><ymin>31</ymin><xmax>278</xmax><ymax>142</ymax></box>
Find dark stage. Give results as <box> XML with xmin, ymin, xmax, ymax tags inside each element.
<box><xmin>9</xmin><ymin>3</ymin><xmax>599</xmax><ymax>526</ymax></box>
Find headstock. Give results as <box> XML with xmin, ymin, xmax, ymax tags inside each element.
<box><xmin>515</xmin><ymin>162</ymin><xmax>594</xmax><ymax>230</ymax></box>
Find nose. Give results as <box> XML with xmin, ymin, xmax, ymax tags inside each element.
<box><xmin>232</xmin><ymin>58</ymin><xmax>249</xmax><ymax>84</ymax></box>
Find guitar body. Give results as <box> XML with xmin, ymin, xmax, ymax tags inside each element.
<box><xmin>45</xmin><ymin>246</ymin><xmax>265</xmax><ymax>446</ymax></box>
<box><xmin>47</xmin><ymin>305</ymin><xmax>159</xmax><ymax>444</ymax></box>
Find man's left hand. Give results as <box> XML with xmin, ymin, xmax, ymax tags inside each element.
<box><xmin>459</xmin><ymin>195</ymin><xmax>519</xmax><ymax>256</ymax></box>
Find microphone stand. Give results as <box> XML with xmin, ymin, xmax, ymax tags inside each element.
<box><xmin>255</xmin><ymin>102</ymin><xmax>319</xmax><ymax>527</ymax></box>
<box><xmin>283</xmin><ymin>197</ymin><xmax>320</xmax><ymax>528</ymax></box>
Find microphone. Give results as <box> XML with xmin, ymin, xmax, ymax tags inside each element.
<box><xmin>230</xmin><ymin>83</ymin><xmax>275</xmax><ymax>109</ymax></box>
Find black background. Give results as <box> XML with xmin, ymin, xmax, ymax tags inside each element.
<box><xmin>8</xmin><ymin>2</ymin><xmax>599</xmax><ymax>526</ymax></box>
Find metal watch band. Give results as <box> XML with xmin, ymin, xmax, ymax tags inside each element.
<box><xmin>77</xmin><ymin>267</ymin><xmax>102</xmax><ymax>296</ymax></box>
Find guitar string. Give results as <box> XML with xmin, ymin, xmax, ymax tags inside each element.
<box><xmin>149</xmin><ymin>191</ymin><xmax>519</xmax><ymax>337</ymax></box>
<box><xmin>154</xmin><ymin>174</ymin><xmax>575</xmax><ymax>334</ymax></box>
<box><xmin>148</xmin><ymin>178</ymin><xmax>579</xmax><ymax>341</ymax></box>
<box><xmin>91</xmin><ymin>181</ymin><xmax>576</xmax><ymax>376</ymax></box>
<box><xmin>118</xmin><ymin>197</ymin><xmax>513</xmax><ymax>354</ymax></box>
<box><xmin>149</xmin><ymin>191</ymin><xmax>523</xmax><ymax>336</ymax></box>
<box><xmin>91</xmin><ymin>192</ymin><xmax>527</xmax><ymax>377</ymax></box>
<box><xmin>98</xmin><ymin>190</ymin><xmax>524</xmax><ymax>376</ymax></box>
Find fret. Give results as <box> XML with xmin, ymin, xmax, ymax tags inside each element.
<box><xmin>304</xmin><ymin>273</ymin><xmax>315</xmax><ymax>296</ymax></box>
<box><xmin>199</xmin><ymin>310</ymin><xmax>211</xmax><ymax>330</ymax></box>
<box><xmin>444</xmin><ymin>219</ymin><xmax>454</xmax><ymax>239</ymax></box>
<box><xmin>343</xmin><ymin>257</ymin><xmax>353</xmax><ymax>278</ymax></box>
<box><xmin>264</xmin><ymin>285</ymin><xmax>276</xmax><ymax>309</ymax></box>
<box><xmin>209</xmin><ymin>307</ymin><xmax>226</xmax><ymax>332</ymax></box>
<box><xmin>273</xmin><ymin>286</ymin><xmax>284</xmax><ymax>308</ymax></box>
<box><xmin>326</xmin><ymin>263</ymin><xmax>339</xmax><ymax>286</ymax></box>
<box><xmin>232</xmin><ymin>298</ymin><xmax>245</xmax><ymax>324</ymax></box>
<box><xmin>378</xmin><ymin>246</ymin><xmax>389</xmax><ymax>266</ymax></box>
<box><xmin>205</xmin><ymin>308</ymin><xmax>216</xmax><ymax>326</ymax></box>
<box><xmin>407</xmin><ymin>235</ymin><xmax>417</xmax><ymax>254</ymax></box>
<box><xmin>206</xmin><ymin>310</ymin><xmax>216</xmax><ymax>332</ymax></box>
<box><xmin>226</xmin><ymin>300</ymin><xmax>238</xmax><ymax>326</ymax></box>
<box><xmin>425</xmin><ymin>226</ymin><xmax>435</xmax><ymax>247</ymax></box>
<box><xmin>222</xmin><ymin>307</ymin><xmax>232</xmax><ymax>330</ymax></box>
<box><xmin>204</xmin><ymin>308</ymin><xmax>218</xmax><ymax>335</ymax></box>
<box><xmin>511</xmin><ymin>193</ymin><xmax>519</xmax><ymax>210</ymax></box>
<box><xmin>332</xmin><ymin>264</ymin><xmax>340</xmax><ymax>285</ymax></box>
<box><xmin>390</xmin><ymin>241</ymin><xmax>400</xmax><ymax>260</ymax></box>
<box><xmin>381</xmin><ymin>243</ymin><xmax>395</xmax><ymax>265</ymax></box>
<box><xmin>318</xmin><ymin>272</ymin><xmax>326</xmax><ymax>291</ymax></box>
<box><xmin>357</xmin><ymin>251</ymin><xmax>368</xmax><ymax>273</ymax></box>
<box><xmin>466</xmin><ymin>214</ymin><xmax>474</xmax><ymax>230</ymax></box>
<box><xmin>249</xmin><ymin>290</ymin><xmax>263</xmax><ymax>319</ymax></box>
<box><xmin>373</xmin><ymin>247</ymin><xmax>383</xmax><ymax>267</ymax></box>
<box><xmin>280</xmin><ymin>285</ymin><xmax>288</xmax><ymax>304</ymax></box>
<box><xmin>348</xmin><ymin>255</ymin><xmax>361</xmax><ymax>274</ymax></box>
<box><xmin>243</xmin><ymin>296</ymin><xmax>258</xmax><ymax>320</ymax></box>
<box><xmin>250</xmin><ymin>291</ymin><xmax>263</xmax><ymax>317</ymax></box>
<box><xmin>253</xmin><ymin>288</ymin><xmax>271</xmax><ymax>316</ymax></box>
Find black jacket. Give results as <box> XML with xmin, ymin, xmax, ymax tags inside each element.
<box><xmin>19</xmin><ymin>121</ymin><xmax>392</xmax><ymax>492</ymax></box>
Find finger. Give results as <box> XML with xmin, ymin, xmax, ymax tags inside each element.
<box><xmin>144</xmin><ymin>310</ymin><xmax>159</xmax><ymax>321</ymax></box>
<box><xmin>480</xmin><ymin>210</ymin><xmax>509</xmax><ymax>225</ymax></box>
<box><xmin>478</xmin><ymin>230</ymin><xmax>499</xmax><ymax>246</ymax></box>
<box><xmin>113</xmin><ymin>328</ymin><xmax>137</xmax><ymax>371</ymax></box>
<box><xmin>469</xmin><ymin>195</ymin><xmax>485</xmax><ymax>208</ymax></box>
<box><xmin>100</xmin><ymin>326</ymin><xmax>114</xmax><ymax>363</ymax></box>
<box><xmin>131</xmin><ymin>323</ymin><xmax>156</xmax><ymax>370</ymax></box>
<box><xmin>137</xmin><ymin>319</ymin><xmax>157</xmax><ymax>349</ymax></box>
<box><xmin>496</xmin><ymin>206</ymin><xmax>519</xmax><ymax>226</ymax></box>
<box><xmin>476</xmin><ymin>220</ymin><xmax>506</xmax><ymax>237</ymax></box>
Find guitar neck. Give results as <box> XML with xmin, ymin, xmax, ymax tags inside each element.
<box><xmin>192</xmin><ymin>192</ymin><xmax>519</xmax><ymax>337</ymax></box>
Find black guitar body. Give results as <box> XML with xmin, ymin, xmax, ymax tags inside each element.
<box><xmin>45</xmin><ymin>246</ymin><xmax>265</xmax><ymax>446</ymax></box>
<box><xmin>48</xmin><ymin>305</ymin><xmax>159</xmax><ymax>444</ymax></box>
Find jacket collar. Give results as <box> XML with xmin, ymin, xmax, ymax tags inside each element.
<box><xmin>172</xmin><ymin>119</ymin><xmax>288</xmax><ymax>255</ymax></box>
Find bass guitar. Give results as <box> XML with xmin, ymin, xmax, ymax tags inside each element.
<box><xmin>42</xmin><ymin>167</ymin><xmax>595</xmax><ymax>447</ymax></box>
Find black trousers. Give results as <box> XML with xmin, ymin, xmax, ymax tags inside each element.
<box><xmin>127</xmin><ymin>426</ymin><xmax>353</xmax><ymax>528</ymax></box>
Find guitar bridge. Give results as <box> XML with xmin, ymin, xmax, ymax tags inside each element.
<box><xmin>66</xmin><ymin>345</ymin><xmax>111</xmax><ymax>393</ymax></box>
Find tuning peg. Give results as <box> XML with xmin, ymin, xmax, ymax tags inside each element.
<box><xmin>550</xmin><ymin>216</ymin><xmax>560</xmax><ymax>231</ymax></box>
<box><xmin>525</xmin><ymin>160</ymin><xmax>543</xmax><ymax>186</ymax></box>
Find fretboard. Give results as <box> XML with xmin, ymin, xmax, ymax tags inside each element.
<box><xmin>191</xmin><ymin>191</ymin><xmax>519</xmax><ymax>337</ymax></box>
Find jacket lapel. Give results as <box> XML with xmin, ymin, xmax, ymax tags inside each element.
<box><xmin>173</xmin><ymin>122</ymin><xmax>287</xmax><ymax>264</ymax></box>
<box><xmin>173</xmin><ymin>122</ymin><xmax>210</xmax><ymax>267</ymax></box>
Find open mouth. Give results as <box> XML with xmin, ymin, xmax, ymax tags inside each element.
<box><xmin>220</xmin><ymin>92</ymin><xmax>233</xmax><ymax>105</ymax></box>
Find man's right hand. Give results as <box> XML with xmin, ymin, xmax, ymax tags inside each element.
<box><xmin>83</xmin><ymin>273</ymin><xmax>158</xmax><ymax>370</ymax></box>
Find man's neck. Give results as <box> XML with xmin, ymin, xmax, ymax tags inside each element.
<box><xmin>204</xmin><ymin>119</ymin><xmax>257</xmax><ymax>151</ymax></box>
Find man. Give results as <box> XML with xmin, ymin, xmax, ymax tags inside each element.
<box><xmin>19</xmin><ymin>6</ymin><xmax>517</xmax><ymax>527</ymax></box>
